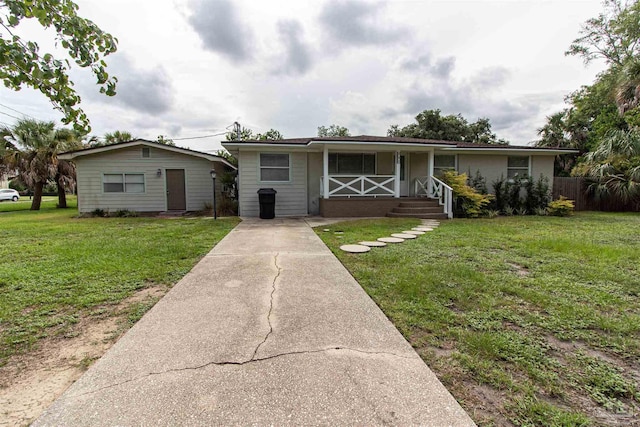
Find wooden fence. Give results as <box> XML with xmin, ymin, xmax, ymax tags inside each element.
<box><xmin>553</xmin><ymin>177</ymin><xmax>639</xmax><ymax>211</ymax></box>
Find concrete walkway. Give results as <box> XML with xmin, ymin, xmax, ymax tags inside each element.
<box><xmin>35</xmin><ymin>218</ymin><xmax>475</xmax><ymax>426</ymax></box>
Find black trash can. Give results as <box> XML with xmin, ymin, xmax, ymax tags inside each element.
<box><xmin>257</xmin><ymin>188</ymin><xmax>277</xmax><ymax>219</ymax></box>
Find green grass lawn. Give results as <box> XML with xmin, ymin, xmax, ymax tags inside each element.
<box><xmin>316</xmin><ymin>213</ymin><xmax>640</xmax><ymax>427</ymax></box>
<box><xmin>0</xmin><ymin>202</ymin><xmax>240</xmax><ymax>365</ymax></box>
<box><xmin>0</xmin><ymin>195</ymin><xmax>64</xmax><ymax>212</ymax></box>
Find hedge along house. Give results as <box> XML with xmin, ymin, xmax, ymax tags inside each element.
<box><xmin>59</xmin><ymin>139</ymin><xmax>235</xmax><ymax>214</ymax></box>
<box><xmin>222</xmin><ymin>136</ymin><xmax>576</xmax><ymax>219</ymax></box>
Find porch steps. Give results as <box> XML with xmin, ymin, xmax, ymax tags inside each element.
<box><xmin>387</xmin><ymin>201</ymin><xmax>448</xmax><ymax>219</ymax></box>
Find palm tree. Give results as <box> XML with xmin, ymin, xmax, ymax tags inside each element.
<box><xmin>103</xmin><ymin>130</ymin><xmax>134</xmax><ymax>145</ymax></box>
<box><xmin>1</xmin><ymin>119</ymin><xmax>80</xmax><ymax>210</ymax></box>
<box><xmin>615</xmin><ymin>59</ymin><xmax>640</xmax><ymax>116</ymax></box>
<box><xmin>575</xmin><ymin>129</ymin><xmax>640</xmax><ymax>207</ymax></box>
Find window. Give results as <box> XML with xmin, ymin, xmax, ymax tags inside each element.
<box><xmin>434</xmin><ymin>155</ymin><xmax>456</xmax><ymax>177</ymax></box>
<box><xmin>103</xmin><ymin>173</ymin><xmax>145</xmax><ymax>193</ymax></box>
<box><xmin>260</xmin><ymin>153</ymin><xmax>290</xmax><ymax>182</ymax></box>
<box><xmin>328</xmin><ymin>153</ymin><xmax>376</xmax><ymax>174</ymax></box>
<box><xmin>507</xmin><ymin>156</ymin><xmax>529</xmax><ymax>179</ymax></box>
<box><xmin>142</xmin><ymin>147</ymin><xmax>150</xmax><ymax>158</ymax></box>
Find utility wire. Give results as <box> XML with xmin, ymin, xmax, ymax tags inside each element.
<box><xmin>169</xmin><ymin>130</ymin><xmax>229</xmax><ymax>141</ymax></box>
<box><xmin>0</xmin><ymin>110</ymin><xmax>21</xmax><ymax>121</ymax></box>
<box><xmin>0</xmin><ymin>102</ymin><xmax>36</xmax><ymax>120</ymax></box>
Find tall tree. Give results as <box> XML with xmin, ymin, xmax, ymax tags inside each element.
<box><xmin>225</xmin><ymin>127</ymin><xmax>283</xmax><ymax>141</ymax></box>
<box><xmin>0</xmin><ymin>119</ymin><xmax>79</xmax><ymax>210</ymax></box>
<box><xmin>566</xmin><ymin>0</ymin><xmax>640</xmax><ymax>67</ymax></box>
<box><xmin>0</xmin><ymin>0</ymin><xmax>118</xmax><ymax>132</ymax></box>
<box><xmin>388</xmin><ymin>109</ymin><xmax>508</xmax><ymax>144</ymax></box>
<box><xmin>103</xmin><ymin>130</ymin><xmax>134</xmax><ymax>145</ymax></box>
<box><xmin>317</xmin><ymin>125</ymin><xmax>350</xmax><ymax>137</ymax></box>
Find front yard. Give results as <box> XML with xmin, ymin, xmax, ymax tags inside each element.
<box><xmin>0</xmin><ymin>202</ymin><xmax>239</xmax><ymax>424</ymax></box>
<box><xmin>317</xmin><ymin>213</ymin><xmax>640</xmax><ymax>427</ymax></box>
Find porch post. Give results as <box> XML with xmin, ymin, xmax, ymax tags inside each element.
<box><xmin>323</xmin><ymin>145</ymin><xmax>329</xmax><ymax>199</ymax></box>
<box><xmin>394</xmin><ymin>151</ymin><xmax>401</xmax><ymax>198</ymax></box>
<box><xmin>427</xmin><ymin>150</ymin><xmax>435</xmax><ymax>196</ymax></box>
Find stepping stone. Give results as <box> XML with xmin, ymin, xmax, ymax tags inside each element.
<box><xmin>323</xmin><ymin>229</ymin><xmax>330</xmax><ymax>232</ymax></box>
<box><xmin>378</xmin><ymin>237</ymin><xmax>404</xmax><ymax>243</ymax></box>
<box><xmin>359</xmin><ymin>241</ymin><xmax>387</xmax><ymax>247</ymax></box>
<box><xmin>340</xmin><ymin>244</ymin><xmax>371</xmax><ymax>253</ymax></box>
<box><xmin>404</xmin><ymin>230</ymin><xmax>425</xmax><ymax>235</ymax></box>
<box><xmin>413</xmin><ymin>227</ymin><xmax>433</xmax><ymax>232</ymax></box>
<box><xmin>392</xmin><ymin>233</ymin><xmax>417</xmax><ymax>239</ymax></box>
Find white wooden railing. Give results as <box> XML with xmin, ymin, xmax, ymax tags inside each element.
<box><xmin>415</xmin><ymin>176</ymin><xmax>454</xmax><ymax>219</ymax></box>
<box><xmin>320</xmin><ymin>175</ymin><xmax>396</xmax><ymax>197</ymax></box>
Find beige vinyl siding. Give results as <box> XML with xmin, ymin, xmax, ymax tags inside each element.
<box><xmin>409</xmin><ymin>153</ymin><xmax>428</xmax><ymax>196</ymax></box>
<box><xmin>238</xmin><ymin>151</ymin><xmax>307</xmax><ymax>217</ymax></box>
<box><xmin>75</xmin><ymin>146</ymin><xmax>221</xmax><ymax>213</ymax></box>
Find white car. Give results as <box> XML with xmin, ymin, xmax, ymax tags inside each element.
<box><xmin>0</xmin><ymin>189</ymin><xmax>20</xmax><ymax>202</ymax></box>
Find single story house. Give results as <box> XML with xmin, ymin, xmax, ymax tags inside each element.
<box><xmin>221</xmin><ymin>135</ymin><xmax>576</xmax><ymax>219</ymax></box>
<box><xmin>59</xmin><ymin>139</ymin><xmax>235</xmax><ymax>214</ymax></box>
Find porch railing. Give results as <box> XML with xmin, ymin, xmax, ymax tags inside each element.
<box><xmin>320</xmin><ymin>175</ymin><xmax>396</xmax><ymax>197</ymax></box>
<box><xmin>415</xmin><ymin>176</ymin><xmax>454</xmax><ymax>219</ymax></box>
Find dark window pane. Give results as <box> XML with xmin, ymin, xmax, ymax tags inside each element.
<box><xmin>508</xmin><ymin>156</ymin><xmax>528</xmax><ymax>168</ymax></box>
<box><xmin>363</xmin><ymin>154</ymin><xmax>376</xmax><ymax>174</ymax></box>
<box><xmin>104</xmin><ymin>183</ymin><xmax>124</xmax><ymax>192</ymax></box>
<box><xmin>261</xmin><ymin>168</ymin><xmax>289</xmax><ymax>181</ymax></box>
<box><xmin>260</xmin><ymin>153</ymin><xmax>289</xmax><ymax>167</ymax></box>
<box><xmin>328</xmin><ymin>153</ymin><xmax>338</xmax><ymax>174</ymax></box>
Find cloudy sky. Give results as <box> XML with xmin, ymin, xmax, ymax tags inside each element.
<box><xmin>0</xmin><ymin>0</ymin><xmax>609</xmax><ymax>151</ymax></box>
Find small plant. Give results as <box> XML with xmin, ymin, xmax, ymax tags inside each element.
<box><xmin>485</xmin><ymin>209</ymin><xmax>500</xmax><ymax>219</ymax></box>
<box><xmin>492</xmin><ymin>175</ymin><xmax>507</xmax><ymax>212</ymax></box>
<box><xmin>469</xmin><ymin>170</ymin><xmax>488</xmax><ymax>194</ymax></box>
<box><xmin>548</xmin><ymin>196</ymin><xmax>575</xmax><ymax>216</ymax></box>
<box><xmin>91</xmin><ymin>208</ymin><xmax>108</xmax><ymax>217</ymax></box>
<box><xmin>534</xmin><ymin>207</ymin><xmax>548</xmax><ymax>216</ymax></box>
<box><xmin>441</xmin><ymin>170</ymin><xmax>493</xmax><ymax>218</ymax></box>
<box><xmin>503</xmin><ymin>205</ymin><xmax>515</xmax><ymax>216</ymax></box>
<box><xmin>517</xmin><ymin>207</ymin><xmax>528</xmax><ymax>216</ymax></box>
<box><xmin>115</xmin><ymin>209</ymin><xmax>138</xmax><ymax>217</ymax></box>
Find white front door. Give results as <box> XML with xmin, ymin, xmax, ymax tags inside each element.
<box><xmin>400</xmin><ymin>154</ymin><xmax>409</xmax><ymax>197</ymax></box>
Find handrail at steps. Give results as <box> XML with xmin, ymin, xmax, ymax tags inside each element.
<box><xmin>428</xmin><ymin>176</ymin><xmax>454</xmax><ymax>219</ymax></box>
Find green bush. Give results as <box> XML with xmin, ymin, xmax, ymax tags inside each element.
<box><xmin>548</xmin><ymin>196</ymin><xmax>575</xmax><ymax>216</ymax></box>
<box><xmin>441</xmin><ymin>170</ymin><xmax>492</xmax><ymax>217</ymax></box>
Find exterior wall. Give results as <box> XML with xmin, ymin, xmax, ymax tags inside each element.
<box><xmin>307</xmin><ymin>152</ymin><xmax>322</xmax><ymax>215</ymax></box>
<box><xmin>457</xmin><ymin>154</ymin><xmax>507</xmax><ymax>191</ymax></box>
<box><xmin>409</xmin><ymin>153</ymin><xmax>429</xmax><ymax>196</ymax></box>
<box><xmin>376</xmin><ymin>152</ymin><xmax>394</xmax><ymax>175</ymax></box>
<box><xmin>75</xmin><ymin>146</ymin><xmax>222</xmax><ymax>213</ymax></box>
<box><xmin>531</xmin><ymin>156</ymin><xmax>555</xmax><ymax>189</ymax></box>
<box><xmin>238</xmin><ymin>151</ymin><xmax>308</xmax><ymax>217</ymax></box>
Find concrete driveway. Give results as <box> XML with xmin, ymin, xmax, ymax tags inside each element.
<box><xmin>35</xmin><ymin>218</ymin><xmax>475</xmax><ymax>426</ymax></box>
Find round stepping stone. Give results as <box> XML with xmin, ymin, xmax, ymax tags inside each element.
<box><xmin>340</xmin><ymin>244</ymin><xmax>371</xmax><ymax>253</ymax></box>
<box><xmin>378</xmin><ymin>237</ymin><xmax>404</xmax><ymax>243</ymax></box>
<box><xmin>404</xmin><ymin>230</ymin><xmax>425</xmax><ymax>235</ymax></box>
<box><xmin>359</xmin><ymin>241</ymin><xmax>387</xmax><ymax>247</ymax></box>
<box><xmin>413</xmin><ymin>227</ymin><xmax>434</xmax><ymax>232</ymax></box>
<box><xmin>323</xmin><ymin>228</ymin><xmax>330</xmax><ymax>232</ymax></box>
<box><xmin>392</xmin><ymin>233</ymin><xmax>417</xmax><ymax>239</ymax></box>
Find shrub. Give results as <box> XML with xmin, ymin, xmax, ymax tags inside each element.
<box><xmin>469</xmin><ymin>170</ymin><xmax>488</xmax><ymax>194</ymax></box>
<box><xmin>548</xmin><ymin>197</ymin><xmax>575</xmax><ymax>217</ymax></box>
<box><xmin>534</xmin><ymin>207</ymin><xmax>548</xmax><ymax>216</ymax></box>
<box><xmin>91</xmin><ymin>208</ymin><xmax>108</xmax><ymax>217</ymax></box>
<box><xmin>492</xmin><ymin>175</ymin><xmax>507</xmax><ymax>212</ymax></box>
<box><xmin>441</xmin><ymin>170</ymin><xmax>492</xmax><ymax>217</ymax></box>
<box><xmin>115</xmin><ymin>209</ymin><xmax>138</xmax><ymax>217</ymax></box>
<box><xmin>485</xmin><ymin>209</ymin><xmax>500</xmax><ymax>219</ymax></box>
<box><xmin>503</xmin><ymin>205</ymin><xmax>515</xmax><ymax>216</ymax></box>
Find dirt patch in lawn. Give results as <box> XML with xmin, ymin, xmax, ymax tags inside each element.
<box><xmin>0</xmin><ymin>286</ymin><xmax>167</xmax><ymax>427</ymax></box>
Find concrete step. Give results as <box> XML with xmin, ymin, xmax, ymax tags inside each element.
<box><xmin>387</xmin><ymin>212</ymin><xmax>448</xmax><ymax>219</ymax></box>
<box><xmin>391</xmin><ymin>206</ymin><xmax>444</xmax><ymax>214</ymax></box>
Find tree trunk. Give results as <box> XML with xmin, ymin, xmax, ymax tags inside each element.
<box><xmin>56</xmin><ymin>173</ymin><xmax>67</xmax><ymax>208</ymax></box>
<box><xmin>31</xmin><ymin>181</ymin><xmax>44</xmax><ymax>210</ymax></box>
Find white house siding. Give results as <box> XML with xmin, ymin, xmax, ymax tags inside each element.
<box><xmin>531</xmin><ymin>156</ymin><xmax>555</xmax><ymax>189</ymax></box>
<box><xmin>75</xmin><ymin>146</ymin><xmax>221</xmax><ymax>213</ymax></box>
<box><xmin>307</xmin><ymin>152</ymin><xmax>322</xmax><ymax>215</ymax></box>
<box><xmin>238</xmin><ymin>151</ymin><xmax>308</xmax><ymax>217</ymax></box>
<box><xmin>457</xmin><ymin>154</ymin><xmax>508</xmax><ymax>191</ymax></box>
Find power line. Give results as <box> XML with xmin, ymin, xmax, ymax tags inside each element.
<box><xmin>169</xmin><ymin>130</ymin><xmax>229</xmax><ymax>141</ymax></box>
<box><xmin>0</xmin><ymin>102</ymin><xmax>36</xmax><ymax>120</ymax></box>
<box><xmin>0</xmin><ymin>110</ymin><xmax>21</xmax><ymax>121</ymax></box>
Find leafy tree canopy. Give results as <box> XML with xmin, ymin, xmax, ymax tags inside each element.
<box><xmin>317</xmin><ymin>124</ymin><xmax>350</xmax><ymax>137</ymax></box>
<box><xmin>225</xmin><ymin>126</ymin><xmax>283</xmax><ymax>141</ymax></box>
<box><xmin>156</xmin><ymin>135</ymin><xmax>175</xmax><ymax>146</ymax></box>
<box><xmin>388</xmin><ymin>109</ymin><xmax>508</xmax><ymax>145</ymax></box>
<box><xmin>0</xmin><ymin>0</ymin><xmax>118</xmax><ymax>133</ymax></box>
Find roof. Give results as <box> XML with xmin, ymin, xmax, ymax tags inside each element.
<box><xmin>222</xmin><ymin>135</ymin><xmax>578</xmax><ymax>154</ymax></box>
<box><xmin>59</xmin><ymin>139</ymin><xmax>236</xmax><ymax>169</ymax></box>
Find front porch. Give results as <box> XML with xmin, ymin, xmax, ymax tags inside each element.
<box><xmin>319</xmin><ymin>197</ymin><xmax>449</xmax><ymax>219</ymax></box>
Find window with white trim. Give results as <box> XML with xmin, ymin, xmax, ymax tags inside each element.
<box><xmin>434</xmin><ymin>155</ymin><xmax>456</xmax><ymax>177</ymax></box>
<box><xmin>260</xmin><ymin>153</ymin><xmax>290</xmax><ymax>182</ymax></box>
<box><xmin>507</xmin><ymin>156</ymin><xmax>530</xmax><ymax>179</ymax></box>
<box><xmin>328</xmin><ymin>153</ymin><xmax>376</xmax><ymax>174</ymax></box>
<box><xmin>103</xmin><ymin>173</ymin><xmax>145</xmax><ymax>193</ymax></box>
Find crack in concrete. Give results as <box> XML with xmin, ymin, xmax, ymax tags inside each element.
<box><xmin>250</xmin><ymin>253</ymin><xmax>281</xmax><ymax>361</ymax></box>
<box><xmin>70</xmin><ymin>346</ymin><xmax>415</xmax><ymax>398</ymax></box>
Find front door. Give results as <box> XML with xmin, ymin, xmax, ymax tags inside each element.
<box><xmin>166</xmin><ymin>169</ymin><xmax>186</xmax><ymax>210</ymax></box>
<box><xmin>400</xmin><ymin>154</ymin><xmax>409</xmax><ymax>196</ymax></box>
